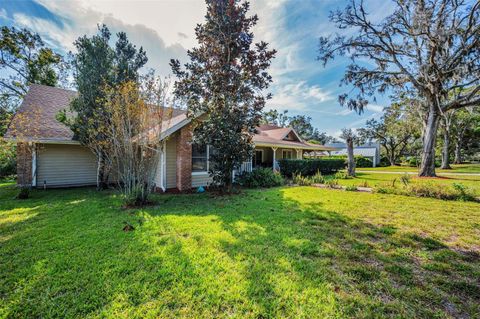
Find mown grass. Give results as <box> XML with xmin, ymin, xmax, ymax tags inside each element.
<box><xmin>359</xmin><ymin>163</ymin><xmax>480</xmax><ymax>174</ymax></box>
<box><xmin>333</xmin><ymin>172</ymin><xmax>480</xmax><ymax>196</ymax></box>
<box><xmin>1</xmin><ymin>182</ymin><xmax>479</xmax><ymax>318</ymax></box>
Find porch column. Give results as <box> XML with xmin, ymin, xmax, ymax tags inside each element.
<box><xmin>296</xmin><ymin>149</ymin><xmax>302</xmax><ymax>160</ymax></box>
<box><xmin>271</xmin><ymin>147</ymin><xmax>278</xmax><ymax>171</ymax></box>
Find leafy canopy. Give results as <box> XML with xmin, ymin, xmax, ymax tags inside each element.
<box><xmin>171</xmin><ymin>0</ymin><xmax>276</xmax><ymax>189</ymax></box>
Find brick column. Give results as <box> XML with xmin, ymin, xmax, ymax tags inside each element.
<box><xmin>17</xmin><ymin>142</ymin><xmax>33</xmax><ymax>186</ymax></box>
<box><xmin>176</xmin><ymin>124</ymin><xmax>192</xmax><ymax>191</ymax></box>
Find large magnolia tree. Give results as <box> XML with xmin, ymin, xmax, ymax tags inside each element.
<box><xmin>171</xmin><ymin>0</ymin><xmax>276</xmax><ymax>191</ymax></box>
<box><xmin>318</xmin><ymin>0</ymin><xmax>480</xmax><ymax>176</ymax></box>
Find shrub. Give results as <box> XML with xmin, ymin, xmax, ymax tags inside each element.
<box><xmin>334</xmin><ymin>171</ymin><xmax>352</xmax><ymax>180</ymax></box>
<box><xmin>345</xmin><ymin>185</ymin><xmax>357</xmax><ymax>191</ymax></box>
<box><xmin>379</xmin><ymin>156</ymin><xmax>391</xmax><ymax>167</ymax></box>
<box><xmin>358</xmin><ymin>181</ymin><xmax>369</xmax><ymax>188</ymax></box>
<box><xmin>408</xmin><ymin>157</ymin><xmax>419</xmax><ymax>167</ymax></box>
<box><xmin>0</xmin><ymin>142</ymin><xmax>16</xmax><ymax>178</ymax></box>
<box><xmin>452</xmin><ymin>183</ymin><xmax>475</xmax><ymax>202</ymax></box>
<box><xmin>278</xmin><ymin>158</ymin><xmax>345</xmax><ymax>177</ymax></box>
<box><xmin>325</xmin><ymin>179</ymin><xmax>339</xmax><ymax>189</ymax></box>
<box><xmin>16</xmin><ymin>186</ymin><xmax>30</xmax><ymax>200</ymax></box>
<box><xmin>355</xmin><ymin>156</ymin><xmax>373</xmax><ymax>168</ymax></box>
<box><xmin>309</xmin><ymin>171</ymin><xmax>325</xmax><ymax>184</ymax></box>
<box><xmin>292</xmin><ymin>173</ymin><xmax>312</xmax><ymax>186</ymax></box>
<box><xmin>406</xmin><ymin>182</ymin><xmax>458</xmax><ymax>200</ymax></box>
<box><xmin>236</xmin><ymin>168</ymin><xmax>284</xmax><ymax>188</ymax></box>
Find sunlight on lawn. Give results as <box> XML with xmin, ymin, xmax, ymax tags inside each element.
<box><xmin>0</xmin><ymin>183</ymin><xmax>479</xmax><ymax>318</ymax></box>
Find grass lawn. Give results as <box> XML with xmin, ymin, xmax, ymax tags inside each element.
<box><xmin>359</xmin><ymin>163</ymin><xmax>480</xmax><ymax>174</ymax></box>
<box><xmin>1</xmin><ymin>182</ymin><xmax>480</xmax><ymax>318</ymax></box>
<box><xmin>333</xmin><ymin>172</ymin><xmax>480</xmax><ymax>196</ymax></box>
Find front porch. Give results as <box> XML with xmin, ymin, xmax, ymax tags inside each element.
<box><xmin>252</xmin><ymin>146</ymin><xmax>304</xmax><ymax>171</ymax></box>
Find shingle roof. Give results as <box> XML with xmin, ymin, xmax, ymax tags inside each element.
<box><xmin>5</xmin><ymin>84</ymin><xmax>187</xmax><ymax>142</ymax></box>
<box><xmin>5</xmin><ymin>84</ymin><xmax>77</xmax><ymax>141</ymax></box>
<box><xmin>253</xmin><ymin>124</ymin><xmax>336</xmax><ymax>151</ymax></box>
<box><xmin>6</xmin><ymin>85</ymin><xmax>337</xmax><ymax>152</ymax></box>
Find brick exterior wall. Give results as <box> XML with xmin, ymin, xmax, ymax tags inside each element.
<box><xmin>17</xmin><ymin>142</ymin><xmax>33</xmax><ymax>186</ymax></box>
<box><xmin>176</xmin><ymin>124</ymin><xmax>192</xmax><ymax>191</ymax></box>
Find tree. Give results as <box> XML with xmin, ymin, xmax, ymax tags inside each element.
<box><xmin>63</xmin><ymin>25</ymin><xmax>147</xmax><ymax>190</ymax></box>
<box><xmin>261</xmin><ymin>109</ymin><xmax>289</xmax><ymax>127</ymax></box>
<box><xmin>318</xmin><ymin>0</ymin><xmax>480</xmax><ymax>177</ymax></box>
<box><xmin>0</xmin><ymin>26</ymin><xmax>63</xmax><ymax>136</ymax></box>
<box><xmin>358</xmin><ymin>102</ymin><xmax>421</xmax><ymax>166</ymax></box>
<box><xmin>450</xmin><ymin>108</ymin><xmax>480</xmax><ymax>163</ymax></box>
<box><xmin>261</xmin><ymin>109</ymin><xmax>336</xmax><ymax>144</ymax></box>
<box><xmin>171</xmin><ymin>0</ymin><xmax>276</xmax><ymax>192</ymax></box>
<box><xmin>102</xmin><ymin>77</ymin><xmax>172</xmax><ymax>206</ymax></box>
<box><xmin>340</xmin><ymin>128</ymin><xmax>357</xmax><ymax>176</ymax></box>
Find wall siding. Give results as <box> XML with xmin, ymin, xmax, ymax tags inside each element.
<box><xmin>36</xmin><ymin>144</ymin><xmax>97</xmax><ymax>187</ymax></box>
<box><xmin>192</xmin><ymin>173</ymin><xmax>212</xmax><ymax>188</ymax></box>
<box><xmin>165</xmin><ymin>134</ymin><xmax>177</xmax><ymax>189</ymax></box>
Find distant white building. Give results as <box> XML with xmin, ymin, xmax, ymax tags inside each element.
<box><xmin>326</xmin><ymin>142</ymin><xmax>381</xmax><ymax>167</ymax></box>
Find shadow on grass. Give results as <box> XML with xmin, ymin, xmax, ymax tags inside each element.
<box><xmin>0</xmin><ymin>184</ymin><xmax>479</xmax><ymax>318</ymax></box>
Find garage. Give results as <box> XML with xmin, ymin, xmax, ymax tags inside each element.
<box><xmin>35</xmin><ymin>143</ymin><xmax>98</xmax><ymax>187</ymax></box>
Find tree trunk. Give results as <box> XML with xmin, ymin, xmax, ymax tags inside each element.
<box><xmin>97</xmin><ymin>152</ymin><xmax>110</xmax><ymax>190</ymax></box>
<box><xmin>454</xmin><ymin>139</ymin><xmax>462</xmax><ymax>164</ymax></box>
<box><xmin>346</xmin><ymin>139</ymin><xmax>356</xmax><ymax>176</ymax></box>
<box><xmin>388</xmin><ymin>154</ymin><xmax>396</xmax><ymax>166</ymax></box>
<box><xmin>440</xmin><ymin>129</ymin><xmax>451</xmax><ymax>169</ymax></box>
<box><xmin>419</xmin><ymin>110</ymin><xmax>440</xmax><ymax>177</ymax></box>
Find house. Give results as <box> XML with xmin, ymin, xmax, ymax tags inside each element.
<box><xmin>326</xmin><ymin>142</ymin><xmax>381</xmax><ymax>167</ymax></box>
<box><xmin>5</xmin><ymin>84</ymin><xmax>335</xmax><ymax>191</ymax></box>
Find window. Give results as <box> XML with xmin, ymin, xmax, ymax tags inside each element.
<box><xmin>254</xmin><ymin>150</ymin><xmax>263</xmax><ymax>166</ymax></box>
<box><xmin>282</xmin><ymin>150</ymin><xmax>293</xmax><ymax>159</ymax></box>
<box><xmin>192</xmin><ymin>144</ymin><xmax>209</xmax><ymax>173</ymax></box>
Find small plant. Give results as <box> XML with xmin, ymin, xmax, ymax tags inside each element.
<box><xmin>310</xmin><ymin>171</ymin><xmax>325</xmax><ymax>184</ymax></box>
<box><xmin>345</xmin><ymin>185</ymin><xmax>357</xmax><ymax>191</ymax></box>
<box><xmin>325</xmin><ymin>179</ymin><xmax>339</xmax><ymax>188</ymax></box>
<box><xmin>390</xmin><ymin>178</ymin><xmax>397</xmax><ymax>187</ymax></box>
<box><xmin>400</xmin><ymin>173</ymin><xmax>411</xmax><ymax>186</ymax></box>
<box><xmin>452</xmin><ymin>183</ymin><xmax>474</xmax><ymax>202</ymax></box>
<box><xmin>358</xmin><ymin>181</ymin><xmax>369</xmax><ymax>188</ymax></box>
<box><xmin>16</xmin><ymin>186</ymin><xmax>30</xmax><ymax>200</ymax></box>
<box><xmin>292</xmin><ymin>173</ymin><xmax>312</xmax><ymax>186</ymax></box>
<box><xmin>374</xmin><ymin>184</ymin><xmax>397</xmax><ymax>194</ymax></box>
<box><xmin>334</xmin><ymin>171</ymin><xmax>352</xmax><ymax>180</ymax></box>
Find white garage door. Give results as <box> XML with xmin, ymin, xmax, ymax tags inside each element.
<box><xmin>36</xmin><ymin>144</ymin><xmax>97</xmax><ymax>187</ymax></box>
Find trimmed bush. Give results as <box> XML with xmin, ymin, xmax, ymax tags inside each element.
<box><xmin>355</xmin><ymin>156</ymin><xmax>373</xmax><ymax>168</ymax></box>
<box><xmin>236</xmin><ymin>168</ymin><xmax>284</xmax><ymax>188</ymax></box>
<box><xmin>278</xmin><ymin>158</ymin><xmax>345</xmax><ymax>177</ymax></box>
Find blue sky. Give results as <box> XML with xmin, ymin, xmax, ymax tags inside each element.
<box><xmin>0</xmin><ymin>0</ymin><xmax>394</xmax><ymax>137</ymax></box>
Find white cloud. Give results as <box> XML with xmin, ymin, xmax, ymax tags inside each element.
<box><xmin>268</xmin><ymin>80</ymin><xmax>333</xmax><ymax>110</ymax></box>
<box><xmin>365</xmin><ymin>103</ymin><xmax>385</xmax><ymax>113</ymax></box>
<box><xmin>14</xmin><ymin>0</ymin><xmax>190</xmax><ymax>76</ymax></box>
<box><xmin>0</xmin><ymin>8</ymin><xmax>7</xmax><ymax>19</ymax></box>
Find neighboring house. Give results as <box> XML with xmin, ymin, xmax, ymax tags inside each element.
<box><xmin>326</xmin><ymin>142</ymin><xmax>381</xmax><ymax>167</ymax></box>
<box><xmin>5</xmin><ymin>84</ymin><xmax>334</xmax><ymax>191</ymax></box>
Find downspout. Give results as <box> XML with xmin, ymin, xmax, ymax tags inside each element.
<box><xmin>31</xmin><ymin>143</ymin><xmax>37</xmax><ymax>187</ymax></box>
<box><xmin>162</xmin><ymin>140</ymin><xmax>167</xmax><ymax>192</ymax></box>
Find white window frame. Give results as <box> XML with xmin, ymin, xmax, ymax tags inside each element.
<box><xmin>192</xmin><ymin>144</ymin><xmax>210</xmax><ymax>175</ymax></box>
<box><xmin>282</xmin><ymin>150</ymin><xmax>293</xmax><ymax>159</ymax></box>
